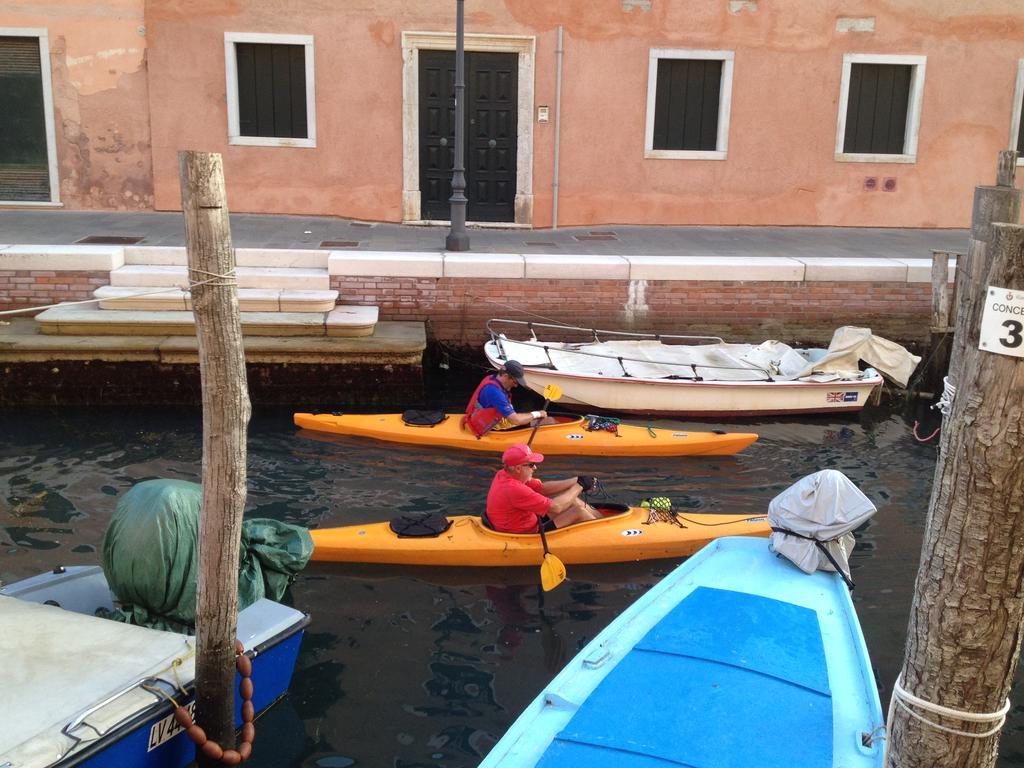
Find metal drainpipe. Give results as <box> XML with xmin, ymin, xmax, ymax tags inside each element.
<box><xmin>552</xmin><ymin>26</ymin><xmax>564</xmax><ymax>229</ymax></box>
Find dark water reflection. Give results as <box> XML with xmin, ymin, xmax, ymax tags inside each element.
<box><xmin>1</xmin><ymin>398</ymin><xmax>1022</xmax><ymax>766</ymax></box>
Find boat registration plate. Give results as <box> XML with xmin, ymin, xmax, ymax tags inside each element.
<box><xmin>148</xmin><ymin>700</ymin><xmax>195</xmax><ymax>751</ymax></box>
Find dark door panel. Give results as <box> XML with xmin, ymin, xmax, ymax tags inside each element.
<box><xmin>418</xmin><ymin>50</ymin><xmax>456</xmax><ymax>221</ymax></box>
<box><xmin>467</xmin><ymin>52</ymin><xmax>517</xmax><ymax>222</ymax></box>
<box><xmin>418</xmin><ymin>50</ymin><xmax>517</xmax><ymax>222</ymax></box>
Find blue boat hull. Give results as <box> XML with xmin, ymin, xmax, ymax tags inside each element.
<box><xmin>64</xmin><ymin>627</ymin><xmax>305</xmax><ymax>768</ymax></box>
<box><xmin>481</xmin><ymin>536</ymin><xmax>884</xmax><ymax>767</ymax></box>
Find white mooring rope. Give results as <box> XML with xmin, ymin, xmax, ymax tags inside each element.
<box><xmin>885</xmin><ymin>674</ymin><xmax>1011</xmax><ymax>755</ymax></box>
<box><xmin>932</xmin><ymin>376</ymin><xmax>956</xmax><ymax>417</ymax></box>
<box><xmin>0</xmin><ymin>270</ymin><xmax>237</xmax><ymax>318</ymax></box>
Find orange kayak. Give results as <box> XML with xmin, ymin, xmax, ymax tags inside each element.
<box><xmin>309</xmin><ymin>507</ymin><xmax>770</xmax><ymax>566</ymax></box>
<box><xmin>293</xmin><ymin>413</ymin><xmax>758</xmax><ymax>457</ymax></box>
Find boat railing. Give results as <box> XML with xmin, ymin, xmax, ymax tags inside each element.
<box><xmin>61</xmin><ymin>675</ymin><xmax>181</xmax><ymax>751</ymax></box>
<box><xmin>486</xmin><ymin>318</ymin><xmax>774</xmax><ymax>381</ymax></box>
<box><xmin>486</xmin><ymin>318</ymin><xmax>725</xmax><ymax>346</ymax></box>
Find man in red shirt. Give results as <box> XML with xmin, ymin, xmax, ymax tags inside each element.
<box><xmin>486</xmin><ymin>444</ymin><xmax>601</xmax><ymax>534</ymax></box>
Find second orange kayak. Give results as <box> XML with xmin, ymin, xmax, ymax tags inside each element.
<box><xmin>309</xmin><ymin>506</ymin><xmax>770</xmax><ymax>566</ymax></box>
<box><xmin>293</xmin><ymin>413</ymin><xmax>758</xmax><ymax>457</ymax></box>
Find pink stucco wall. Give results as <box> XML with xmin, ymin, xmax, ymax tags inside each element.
<box><xmin>542</xmin><ymin>0</ymin><xmax>1022</xmax><ymax>228</ymax></box>
<box><xmin>4</xmin><ymin>1</ymin><xmax>1024</xmax><ymax>226</ymax></box>
<box><xmin>1</xmin><ymin>0</ymin><xmax>154</xmax><ymax>209</ymax></box>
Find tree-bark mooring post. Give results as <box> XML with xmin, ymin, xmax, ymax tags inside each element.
<box><xmin>885</xmin><ymin>221</ymin><xmax>1024</xmax><ymax>767</ymax></box>
<box><xmin>178</xmin><ymin>150</ymin><xmax>252</xmax><ymax>762</ymax></box>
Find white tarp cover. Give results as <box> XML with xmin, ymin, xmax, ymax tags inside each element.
<box><xmin>767</xmin><ymin>469</ymin><xmax>878</xmax><ymax>580</ymax></box>
<box><xmin>495</xmin><ymin>326</ymin><xmax>920</xmax><ymax>386</ymax></box>
<box><xmin>810</xmin><ymin>326</ymin><xmax>922</xmax><ymax>387</ymax></box>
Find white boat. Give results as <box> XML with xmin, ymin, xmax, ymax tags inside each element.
<box><xmin>0</xmin><ymin>565</ymin><xmax>308</xmax><ymax>768</ymax></box>
<box><xmin>479</xmin><ymin>535</ymin><xmax>885</xmax><ymax>767</ymax></box>
<box><xmin>484</xmin><ymin>319</ymin><xmax>921</xmax><ymax>417</ymax></box>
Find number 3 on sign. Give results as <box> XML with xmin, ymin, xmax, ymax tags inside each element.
<box><xmin>979</xmin><ymin>286</ymin><xmax>1024</xmax><ymax>359</ymax></box>
<box><xmin>1004</xmin><ymin>320</ymin><xmax>1024</xmax><ymax>349</ymax></box>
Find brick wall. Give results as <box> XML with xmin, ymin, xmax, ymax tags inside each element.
<box><xmin>0</xmin><ymin>268</ymin><xmax>933</xmax><ymax>349</ymax></box>
<box><xmin>0</xmin><ymin>270</ymin><xmax>109</xmax><ymax>313</ymax></box>
<box><xmin>333</xmin><ymin>276</ymin><xmax>933</xmax><ymax>349</ymax></box>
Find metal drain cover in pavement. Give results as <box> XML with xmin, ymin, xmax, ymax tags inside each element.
<box><xmin>75</xmin><ymin>235</ymin><xmax>145</xmax><ymax>245</ymax></box>
<box><xmin>524</xmin><ymin>241</ymin><xmax>558</xmax><ymax>247</ymax></box>
<box><xmin>320</xmin><ymin>240</ymin><xmax>361</xmax><ymax>248</ymax></box>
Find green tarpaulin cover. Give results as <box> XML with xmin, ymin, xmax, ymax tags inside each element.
<box><xmin>101</xmin><ymin>479</ymin><xmax>312</xmax><ymax>632</ymax></box>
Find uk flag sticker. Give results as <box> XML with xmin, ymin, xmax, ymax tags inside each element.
<box><xmin>827</xmin><ymin>391</ymin><xmax>859</xmax><ymax>403</ymax></box>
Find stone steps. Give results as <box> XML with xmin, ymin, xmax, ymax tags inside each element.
<box><xmin>93</xmin><ymin>285</ymin><xmax>339</xmax><ymax>312</ymax></box>
<box><xmin>110</xmin><ymin>264</ymin><xmax>330</xmax><ymax>291</ymax></box>
<box><xmin>68</xmin><ymin>254</ymin><xmax>382</xmax><ymax>341</ymax></box>
<box><xmin>36</xmin><ymin>302</ymin><xmax>379</xmax><ymax>338</ymax></box>
<box><xmin>0</xmin><ymin>317</ymin><xmax>425</xmax><ymax>368</ymax></box>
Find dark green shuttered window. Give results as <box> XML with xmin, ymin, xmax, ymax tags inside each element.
<box><xmin>235</xmin><ymin>43</ymin><xmax>308</xmax><ymax>139</ymax></box>
<box><xmin>1017</xmin><ymin>85</ymin><xmax>1024</xmax><ymax>154</ymax></box>
<box><xmin>843</xmin><ymin>63</ymin><xmax>912</xmax><ymax>155</ymax></box>
<box><xmin>0</xmin><ymin>36</ymin><xmax>50</xmax><ymax>201</ymax></box>
<box><xmin>652</xmin><ymin>58</ymin><xmax>722</xmax><ymax>151</ymax></box>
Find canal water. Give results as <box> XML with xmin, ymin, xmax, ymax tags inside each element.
<box><xmin>2</xmin><ymin>388</ymin><xmax>1022</xmax><ymax>767</ymax></box>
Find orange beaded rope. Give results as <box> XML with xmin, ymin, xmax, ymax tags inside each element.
<box><xmin>173</xmin><ymin>640</ymin><xmax>256</xmax><ymax>765</ymax></box>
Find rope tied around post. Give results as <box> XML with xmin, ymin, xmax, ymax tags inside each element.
<box><xmin>187</xmin><ymin>267</ymin><xmax>239</xmax><ymax>289</ymax></box>
<box><xmin>886</xmin><ymin>675</ymin><xmax>1010</xmax><ymax>749</ymax></box>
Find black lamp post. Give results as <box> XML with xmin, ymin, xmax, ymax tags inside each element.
<box><xmin>445</xmin><ymin>0</ymin><xmax>470</xmax><ymax>251</ymax></box>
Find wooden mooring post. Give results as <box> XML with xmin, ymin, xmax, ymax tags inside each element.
<box><xmin>947</xmin><ymin>151</ymin><xmax>1022</xmax><ymax>383</ymax></box>
<box><xmin>179</xmin><ymin>150</ymin><xmax>252</xmax><ymax>763</ymax></box>
<box><xmin>885</xmin><ymin>155</ymin><xmax>1024</xmax><ymax>767</ymax></box>
<box><xmin>919</xmin><ymin>250</ymin><xmax>957</xmax><ymax>396</ymax></box>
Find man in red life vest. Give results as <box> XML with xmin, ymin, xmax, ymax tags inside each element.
<box><xmin>464</xmin><ymin>360</ymin><xmax>558</xmax><ymax>437</ymax></box>
<box><xmin>486</xmin><ymin>443</ymin><xmax>601</xmax><ymax>534</ymax></box>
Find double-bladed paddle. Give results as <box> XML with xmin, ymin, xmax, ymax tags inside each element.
<box><xmin>528</xmin><ymin>384</ymin><xmax>567</xmax><ymax>591</ymax></box>
<box><xmin>526</xmin><ymin>383</ymin><xmax>563</xmax><ymax>447</ymax></box>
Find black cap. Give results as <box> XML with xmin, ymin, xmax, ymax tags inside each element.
<box><xmin>502</xmin><ymin>360</ymin><xmax>527</xmax><ymax>386</ymax></box>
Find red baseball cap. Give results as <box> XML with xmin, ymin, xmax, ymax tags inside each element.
<box><xmin>502</xmin><ymin>443</ymin><xmax>544</xmax><ymax>467</ymax></box>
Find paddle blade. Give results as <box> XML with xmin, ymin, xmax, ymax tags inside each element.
<box><xmin>542</xmin><ymin>383</ymin><xmax>563</xmax><ymax>402</ymax></box>
<box><xmin>540</xmin><ymin>552</ymin><xmax>567</xmax><ymax>591</ymax></box>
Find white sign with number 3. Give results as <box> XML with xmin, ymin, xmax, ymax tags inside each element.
<box><xmin>979</xmin><ymin>286</ymin><xmax>1024</xmax><ymax>359</ymax></box>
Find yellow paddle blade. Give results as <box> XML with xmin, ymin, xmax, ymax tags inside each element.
<box><xmin>542</xmin><ymin>383</ymin><xmax>563</xmax><ymax>402</ymax></box>
<box><xmin>540</xmin><ymin>552</ymin><xmax>567</xmax><ymax>591</ymax></box>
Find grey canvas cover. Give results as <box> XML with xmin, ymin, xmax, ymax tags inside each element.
<box><xmin>767</xmin><ymin>469</ymin><xmax>877</xmax><ymax>584</ymax></box>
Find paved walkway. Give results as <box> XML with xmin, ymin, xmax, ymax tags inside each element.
<box><xmin>0</xmin><ymin>210</ymin><xmax>968</xmax><ymax>259</ymax></box>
